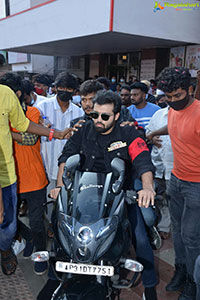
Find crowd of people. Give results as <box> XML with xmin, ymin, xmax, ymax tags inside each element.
<box><xmin>0</xmin><ymin>67</ymin><xmax>200</xmax><ymax>300</ymax></box>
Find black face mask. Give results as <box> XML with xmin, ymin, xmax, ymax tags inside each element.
<box><xmin>167</xmin><ymin>94</ymin><xmax>189</xmax><ymax>111</ymax></box>
<box><xmin>158</xmin><ymin>102</ymin><xmax>168</xmax><ymax>109</ymax></box>
<box><xmin>57</xmin><ymin>90</ymin><xmax>73</xmax><ymax>102</ymax></box>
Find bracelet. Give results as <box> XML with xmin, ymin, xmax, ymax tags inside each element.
<box><xmin>49</xmin><ymin>129</ymin><xmax>55</xmax><ymax>141</ymax></box>
<box><xmin>56</xmin><ymin>186</ymin><xmax>62</xmax><ymax>189</ymax></box>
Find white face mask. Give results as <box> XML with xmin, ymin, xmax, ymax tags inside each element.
<box><xmin>111</xmin><ymin>78</ymin><xmax>116</xmax><ymax>83</ymax></box>
<box><xmin>120</xmin><ymin>79</ymin><xmax>125</xmax><ymax>83</ymax></box>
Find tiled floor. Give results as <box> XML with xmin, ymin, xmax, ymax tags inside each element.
<box><xmin>0</xmin><ymin>236</ymin><xmax>179</xmax><ymax>300</ymax></box>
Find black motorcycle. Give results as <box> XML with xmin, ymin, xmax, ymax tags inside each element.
<box><xmin>32</xmin><ymin>154</ymin><xmax>143</xmax><ymax>300</ymax></box>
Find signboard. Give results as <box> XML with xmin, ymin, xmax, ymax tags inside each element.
<box><xmin>169</xmin><ymin>47</ymin><xmax>185</xmax><ymax>67</ymax></box>
<box><xmin>185</xmin><ymin>45</ymin><xmax>200</xmax><ymax>77</ymax></box>
<box><xmin>8</xmin><ymin>52</ymin><xmax>29</xmax><ymax>64</ymax></box>
<box><xmin>140</xmin><ymin>59</ymin><xmax>156</xmax><ymax>80</ymax></box>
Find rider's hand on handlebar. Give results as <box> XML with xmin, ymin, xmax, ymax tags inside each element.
<box><xmin>50</xmin><ymin>187</ymin><xmax>62</xmax><ymax>199</ymax></box>
<box><xmin>137</xmin><ymin>188</ymin><xmax>155</xmax><ymax>208</ymax></box>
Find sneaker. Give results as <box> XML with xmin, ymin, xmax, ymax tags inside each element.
<box><xmin>34</xmin><ymin>261</ymin><xmax>48</xmax><ymax>276</ymax></box>
<box><xmin>148</xmin><ymin>226</ymin><xmax>162</xmax><ymax>250</ymax></box>
<box><xmin>143</xmin><ymin>287</ymin><xmax>158</xmax><ymax>300</ymax></box>
<box><xmin>23</xmin><ymin>240</ymin><xmax>34</xmax><ymax>259</ymax></box>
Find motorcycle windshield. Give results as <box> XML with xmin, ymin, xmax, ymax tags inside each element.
<box><xmin>72</xmin><ymin>172</ymin><xmax>109</xmax><ymax>225</ymax></box>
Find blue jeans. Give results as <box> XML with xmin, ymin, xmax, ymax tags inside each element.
<box><xmin>0</xmin><ymin>182</ymin><xmax>17</xmax><ymax>251</ymax></box>
<box><xmin>128</xmin><ymin>204</ymin><xmax>157</xmax><ymax>287</ymax></box>
<box><xmin>168</xmin><ymin>173</ymin><xmax>200</xmax><ymax>276</ymax></box>
<box><xmin>134</xmin><ymin>178</ymin><xmax>156</xmax><ymax>227</ymax></box>
<box><xmin>194</xmin><ymin>255</ymin><xmax>200</xmax><ymax>300</ymax></box>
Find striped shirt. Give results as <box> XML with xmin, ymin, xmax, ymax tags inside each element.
<box><xmin>128</xmin><ymin>102</ymin><xmax>160</xmax><ymax>130</ymax></box>
<box><xmin>36</xmin><ymin>96</ymin><xmax>84</xmax><ymax>180</ymax></box>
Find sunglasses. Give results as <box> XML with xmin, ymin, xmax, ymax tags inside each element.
<box><xmin>90</xmin><ymin>111</ymin><xmax>114</xmax><ymax>121</ymax></box>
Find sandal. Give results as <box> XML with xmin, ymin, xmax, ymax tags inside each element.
<box><xmin>1</xmin><ymin>248</ymin><xmax>18</xmax><ymax>275</ymax></box>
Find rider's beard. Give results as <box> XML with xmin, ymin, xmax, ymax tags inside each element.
<box><xmin>94</xmin><ymin>119</ymin><xmax>115</xmax><ymax>134</ymax></box>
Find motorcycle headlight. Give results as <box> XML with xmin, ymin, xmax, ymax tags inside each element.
<box><xmin>77</xmin><ymin>226</ymin><xmax>94</xmax><ymax>245</ymax></box>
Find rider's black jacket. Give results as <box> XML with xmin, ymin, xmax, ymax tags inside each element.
<box><xmin>58</xmin><ymin>120</ymin><xmax>154</xmax><ymax>189</ymax></box>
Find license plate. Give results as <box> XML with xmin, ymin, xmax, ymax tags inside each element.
<box><xmin>56</xmin><ymin>261</ymin><xmax>114</xmax><ymax>277</ymax></box>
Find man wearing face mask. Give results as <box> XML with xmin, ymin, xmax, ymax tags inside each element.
<box><xmin>155</xmin><ymin>89</ymin><xmax>168</xmax><ymax>109</ymax></box>
<box><xmin>36</xmin><ymin>72</ymin><xmax>84</xmax><ymax>236</ymax></box>
<box><xmin>110</xmin><ymin>76</ymin><xmax>117</xmax><ymax>91</ymax></box>
<box><xmin>32</xmin><ymin>74</ymin><xmax>50</xmax><ymax>106</ymax></box>
<box><xmin>146</xmin><ymin>67</ymin><xmax>200</xmax><ymax>300</ymax></box>
<box><xmin>70</xmin><ymin>79</ymin><xmax>104</xmax><ymax>128</ymax></box>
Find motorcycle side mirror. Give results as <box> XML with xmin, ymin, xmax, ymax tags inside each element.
<box><xmin>62</xmin><ymin>154</ymin><xmax>80</xmax><ymax>190</ymax></box>
<box><xmin>65</xmin><ymin>154</ymin><xmax>80</xmax><ymax>172</ymax></box>
<box><xmin>111</xmin><ymin>158</ymin><xmax>125</xmax><ymax>194</ymax></box>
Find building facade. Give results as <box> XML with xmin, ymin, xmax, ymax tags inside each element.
<box><xmin>0</xmin><ymin>0</ymin><xmax>200</xmax><ymax>80</ymax></box>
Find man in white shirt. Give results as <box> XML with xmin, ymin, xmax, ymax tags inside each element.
<box><xmin>36</xmin><ymin>72</ymin><xmax>84</xmax><ymax>232</ymax></box>
<box><xmin>146</xmin><ymin>106</ymin><xmax>173</xmax><ymax>239</ymax></box>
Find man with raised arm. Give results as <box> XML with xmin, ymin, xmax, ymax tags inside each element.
<box><xmin>147</xmin><ymin>67</ymin><xmax>200</xmax><ymax>300</ymax></box>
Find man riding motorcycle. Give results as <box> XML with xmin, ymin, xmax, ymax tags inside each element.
<box><xmin>46</xmin><ymin>90</ymin><xmax>157</xmax><ymax>300</ymax></box>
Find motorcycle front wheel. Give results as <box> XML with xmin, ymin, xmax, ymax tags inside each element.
<box><xmin>51</xmin><ymin>276</ymin><xmax>108</xmax><ymax>300</ymax></box>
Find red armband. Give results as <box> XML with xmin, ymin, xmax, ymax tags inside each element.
<box><xmin>49</xmin><ymin>129</ymin><xmax>55</xmax><ymax>141</ymax></box>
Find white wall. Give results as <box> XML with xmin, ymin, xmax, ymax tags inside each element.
<box><xmin>113</xmin><ymin>0</ymin><xmax>200</xmax><ymax>44</ymax></box>
<box><xmin>9</xmin><ymin>0</ymin><xmax>31</xmax><ymax>15</ymax></box>
<box><xmin>1</xmin><ymin>0</ymin><xmax>199</xmax><ymax>55</ymax></box>
<box><xmin>0</xmin><ymin>0</ymin><xmax>110</xmax><ymax>49</ymax></box>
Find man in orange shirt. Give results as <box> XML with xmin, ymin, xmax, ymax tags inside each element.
<box><xmin>0</xmin><ymin>73</ymin><xmax>48</xmax><ymax>276</ymax></box>
<box><xmin>147</xmin><ymin>67</ymin><xmax>200</xmax><ymax>300</ymax></box>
